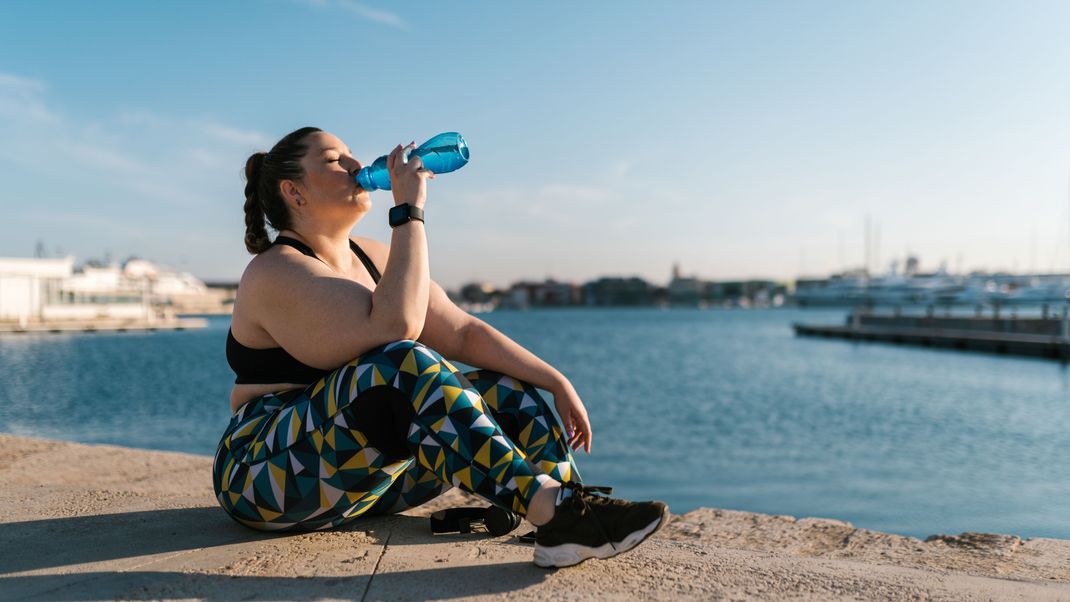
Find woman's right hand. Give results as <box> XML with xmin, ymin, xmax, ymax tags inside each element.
<box><xmin>387</xmin><ymin>142</ymin><xmax>434</xmax><ymax>208</ymax></box>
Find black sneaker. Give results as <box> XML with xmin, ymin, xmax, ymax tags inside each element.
<box><xmin>533</xmin><ymin>482</ymin><xmax>669</xmax><ymax>568</ymax></box>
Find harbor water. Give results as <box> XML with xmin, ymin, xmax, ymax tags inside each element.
<box><xmin>1</xmin><ymin>308</ymin><xmax>1068</xmax><ymax>540</ymax></box>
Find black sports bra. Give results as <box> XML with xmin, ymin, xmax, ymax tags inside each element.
<box><xmin>226</xmin><ymin>236</ymin><xmax>381</xmax><ymax>385</ymax></box>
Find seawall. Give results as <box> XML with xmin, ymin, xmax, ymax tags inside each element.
<box><xmin>1</xmin><ymin>434</ymin><xmax>1068</xmax><ymax>600</ymax></box>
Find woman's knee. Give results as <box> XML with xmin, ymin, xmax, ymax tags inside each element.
<box><xmin>343</xmin><ymin>339</ymin><xmax>443</xmax><ymax>370</ymax></box>
<box><xmin>383</xmin><ymin>339</ymin><xmax>440</xmax><ymax>356</ymax></box>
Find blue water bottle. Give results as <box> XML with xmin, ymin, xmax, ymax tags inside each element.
<box><xmin>355</xmin><ymin>132</ymin><xmax>470</xmax><ymax>191</ymax></box>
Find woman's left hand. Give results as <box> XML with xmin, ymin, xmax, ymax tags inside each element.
<box><xmin>552</xmin><ymin>382</ymin><xmax>593</xmax><ymax>454</ymax></box>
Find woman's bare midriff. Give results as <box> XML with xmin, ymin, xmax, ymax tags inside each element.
<box><xmin>230</xmin><ymin>382</ymin><xmax>309</xmax><ymax>414</ymax></box>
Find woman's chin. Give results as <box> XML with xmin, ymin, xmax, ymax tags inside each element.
<box><xmin>350</xmin><ymin>194</ymin><xmax>372</xmax><ymax>211</ymax></box>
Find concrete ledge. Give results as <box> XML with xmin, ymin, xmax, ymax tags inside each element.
<box><xmin>2</xmin><ymin>434</ymin><xmax>1068</xmax><ymax>600</ymax></box>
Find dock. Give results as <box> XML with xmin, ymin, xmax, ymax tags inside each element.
<box><xmin>0</xmin><ymin>317</ymin><xmax>208</xmax><ymax>334</ymax></box>
<box><xmin>794</xmin><ymin>309</ymin><xmax>1070</xmax><ymax>360</ymax></box>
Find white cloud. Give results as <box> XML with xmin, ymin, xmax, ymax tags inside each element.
<box><xmin>335</xmin><ymin>0</ymin><xmax>408</xmax><ymax>29</ymax></box>
<box><xmin>193</xmin><ymin>121</ymin><xmax>273</xmax><ymax>147</ymax></box>
<box><xmin>459</xmin><ymin>183</ymin><xmax>613</xmax><ymax>208</ymax></box>
<box><xmin>610</xmin><ymin>160</ymin><xmax>633</xmax><ymax>179</ymax></box>
<box><xmin>450</xmin><ymin>183</ymin><xmax>618</xmax><ymax>231</ymax></box>
<box><xmin>0</xmin><ymin>72</ymin><xmax>270</xmax><ymax>165</ymax></box>
<box><xmin>53</xmin><ymin>141</ymin><xmax>146</xmax><ymax>174</ymax></box>
<box><xmin>0</xmin><ymin>72</ymin><xmax>59</xmax><ymax>124</ymax></box>
<box><xmin>0</xmin><ymin>70</ymin><xmax>273</xmax><ymax>216</ymax></box>
<box><xmin>290</xmin><ymin>0</ymin><xmax>409</xmax><ymax>30</ymax></box>
<box><xmin>540</xmin><ymin>184</ymin><xmax>612</xmax><ymax>203</ymax></box>
<box><xmin>0</xmin><ymin>72</ymin><xmax>43</xmax><ymax>89</ymax></box>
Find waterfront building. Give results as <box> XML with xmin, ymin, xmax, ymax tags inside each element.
<box><xmin>0</xmin><ymin>255</ymin><xmax>223</xmax><ymax>329</ymax></box>
<box><xmin>50</xmin><ymin>261</ymin><xmax>154</xmax><ymax>321</ymax></box>
<box><xmin>0</xmin><ymin>256</ymin><xmax>75</xmax><ymax>326</ymax></box>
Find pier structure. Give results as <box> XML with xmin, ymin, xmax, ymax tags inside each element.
<box><xmin>0</xmin><ymin>315</ymin><xmax>208</xmax><ymax>334</ymax></box>
<box><xmin>794</xmin><ymin>305</ymin><xmax>1070</xmax><ymax>360</ymax></box>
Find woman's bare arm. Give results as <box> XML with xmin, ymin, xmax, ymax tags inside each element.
<box><xmin>418</xmin><ymin>283</ymin><xmax>594</xmax><ymax>453</ymax></box>
<box><xmin>420</xmin><ymin>285</ymin><xmax>566</xmax><ymax>389</ymax></box>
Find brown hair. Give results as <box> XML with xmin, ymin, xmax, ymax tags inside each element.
<box><xmin>242</xmin><ymin>126</ymin><xmax>323</xmax><ymax>253</ymax></box>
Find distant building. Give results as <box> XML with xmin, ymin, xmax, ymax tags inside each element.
<box><xmin>707</xmin><ymin>279</ymin><xmax>786</xmax><ymax>308</ymax></box>
<box><xmin>458</xmin><ymin>282</ymin><xmax>498</xmax><ymax>305</ymax></box>
<box><xmin>53</xmin><ymin>261</ymin><xmax>154</xmax><ymax>321</ymax></box>
<box><xmin>667</xmin><ymin>263</ymin><xmax>704</xmax><ymax>305</ymax></box>
<box><xmin>533</xmin><ymin>279</ymin><xmax>580</xmax><ymax>306</ymax></box>
<box><xmin>454</xmin><ymin>281</ymin><xmax>502</xmax><ymax>313</ymax></box>
<box><xmin>583</xmin><ymin>277</ymin><xmax>654</xmax><ymax>306</ymax></box>
<box><xmin>500</xmin><ymin>281</ymin><xmax>536</xmax><ymax>309</ymax></box>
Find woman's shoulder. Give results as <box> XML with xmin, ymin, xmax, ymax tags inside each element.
<box><xmin>351</xmin><ymin>235</ymin><xmax>389</xmax><ymax>268</ymax></box>
<box><xmin>239</xmin><ymin>245</ymin><xmax>330</xmax><ymax>295</ymax></box>
<box><xmin>234</xmin><ymin>242</ymin><xmax>375</xmax><ymax>343</ymax></box>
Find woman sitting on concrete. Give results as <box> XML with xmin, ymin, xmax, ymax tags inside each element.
<box><xmin>213</xmin><ymin>126</ymin><xmax>667</xmax><ymax>568</ymax></box>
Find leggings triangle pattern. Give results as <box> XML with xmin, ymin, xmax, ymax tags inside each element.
<box><xmin>213</xmin><ymin>339</ymin><xmax>579</xmax><ymax>531</ymax></box>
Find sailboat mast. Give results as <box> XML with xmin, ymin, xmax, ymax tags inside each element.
<box><xmin>864</xmin><ymin>215</ymin><xmax>871</xmax><ymax>277</ymax></box>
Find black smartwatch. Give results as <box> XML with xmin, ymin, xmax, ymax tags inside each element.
<box><xmin>389</xmin><ymin>203</ymin><xmax>425</xmax><ymax>228</ymax></box>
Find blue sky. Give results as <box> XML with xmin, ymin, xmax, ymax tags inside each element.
<box><xmin>2</xmin><ymin>1</ymin><xmax>1069</xmax><ymax>288</ymax></box>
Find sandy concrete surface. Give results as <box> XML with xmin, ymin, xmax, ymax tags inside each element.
<box><xmin>1</xmin><ymin>433</ymin><xmax>1068</xmax><ymax>601</ymax></box>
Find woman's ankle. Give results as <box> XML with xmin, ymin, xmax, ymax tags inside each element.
<box><xmin>526</xmin><ymin>482</ymin><xmax>561</xmax><ymax>526</ymax></box>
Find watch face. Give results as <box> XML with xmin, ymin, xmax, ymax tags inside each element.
<box><xmin>390</xmin><ymin>205</ymin><xmax>410</xmax><ymax>226</ymax></box>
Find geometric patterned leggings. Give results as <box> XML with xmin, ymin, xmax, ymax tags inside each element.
<box><xmin>212</xmin><ymin>339</ymin><xmax>579</xmax><ymax>531</ymax></box>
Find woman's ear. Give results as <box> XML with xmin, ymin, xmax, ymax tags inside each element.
<box><xmin>279</xmin><ymin>179</ymin><xmax>304</xmax><ymax>208</ymax></box>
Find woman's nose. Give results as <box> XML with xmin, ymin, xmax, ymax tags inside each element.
<box><xmin>343</xmin><ymin>156</ymin><xmax>363</xmax><ymax>175</ymax></box>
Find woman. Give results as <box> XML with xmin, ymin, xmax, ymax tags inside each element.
<box><xmin>212</xmin><ymin>126</ymin><xmax>668</xmax><ymax>568</ymax></box>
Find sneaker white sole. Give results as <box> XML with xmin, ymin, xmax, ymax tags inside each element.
<box><xmin>533</xmin><ymin>505</ymin><xmax>669</xmax><ymax>569</ymax></box>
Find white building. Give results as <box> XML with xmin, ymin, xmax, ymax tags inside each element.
<box><xmin>0</xmin><ymin>256</ymin><xmax>217</xmax><ymax>326</ymax></box>
<box><xmin>0</xmin><ymin>257</ymin><xmax>75</xmax><ymax>325</ymax></box>
<box><xmin>47</xmin><ymin>262</ymin><xmax>153</xmax><ymax>321</ymax></box>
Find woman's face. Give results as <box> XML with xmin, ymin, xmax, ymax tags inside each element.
<box><xmin>293</xmin><ymin>131</ymin><xmax>371</xmax><ymax>215</ymax></box>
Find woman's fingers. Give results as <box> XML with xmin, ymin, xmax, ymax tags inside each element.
<box><xmin>407</xmin><ymin>154</ymin><xmax>426</xmax><ymax>174</ymax></box>
<box><xmin>386</xmin><ymin>141</ymin><xmax>431</xmax><ymax>206</ymax></box>
<box><xmin>555</xmin><ymin>391</ymin><xmax>593</xmax><ymax>453</ymax></box>
<box><xmin>386</xmin><ymin>144</ymin><xmax>403</xmax><ymax>171</ymax></box>
<box><xmin>577</xmin><ymin>413</ymin><xmax>592</xmax><ymax>454</ymax></box>
<box><xmin>564</xmin><ymin>412</ymin><xmax>592</xmax><ymax>453</ymax></box>
<box><xmin>564</xmin><ymin>419</ymin><xmax>578</xmax><ymax>447</ymax></box>
<box><xmin>387</xmin><ymin>142</ymin><xmax>414</xmax><ymax>171</ymax></box>
<box><xmin>569</xmin><ymin>432</ymin><xmax>588</xmax><ymax>453</ymax></box>
<box><xmin>401</xmin><ymin>147</ymin><xmax>435</xmax><ymax>179</ymax></box>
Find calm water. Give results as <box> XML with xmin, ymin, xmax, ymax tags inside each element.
<box><xmin>2</xmin><ymin>308</ymin><xmax>1068</xmax><ymax>540</ymax></box>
